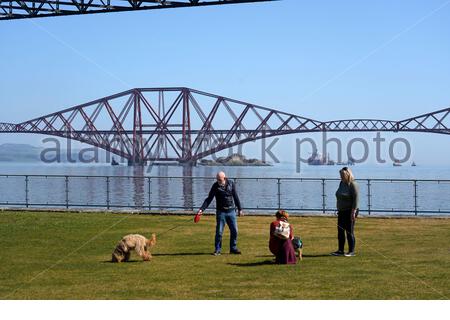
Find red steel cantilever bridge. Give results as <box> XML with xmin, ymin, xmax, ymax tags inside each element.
<box><xmin>1</xmin><ymin>87</ymin><xmax>449</xmax><ymax>165</ymax></box>
<box><xmin>0</xmin><ymin>0</ymin><xmax>275</xmax><ymax>20</ymax></box>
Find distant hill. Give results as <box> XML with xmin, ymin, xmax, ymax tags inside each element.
<box><xmin>0</xmin><ymin>143</ymin><xmax>122</xmax><ymax>163</ymax></box>
<box><xmin>0</xmin><ymin>143</ymin><xmax>42</xmax><ymax>162</ymax></box>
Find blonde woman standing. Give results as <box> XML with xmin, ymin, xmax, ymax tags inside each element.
<box><xmin>331</xmin><ymin>167</ymin><xmax>359</xmax><ymax>257</ymax></box>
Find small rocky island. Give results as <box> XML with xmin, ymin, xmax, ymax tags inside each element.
<box><xmin>199</xmin><ymin>153</ymin><xmax>271</xmax><ymax>166</ymax></box>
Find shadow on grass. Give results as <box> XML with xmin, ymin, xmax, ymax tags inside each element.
<box><xmin>227</xmin><ymin>260</ymin><xmax>275</xmax><ymax>267</ymax></box>
<box><xmin>100</xmin><ymin>252</ymin><xmax>211</xmax><ymax>262</ymax></box>
<box><xmin>101</xmin><ymin>260</ymin><xmax>144</xmax><ymax>263</ymax></box>
<box><xmin>153</xmin><ymin>252</ymin><xmax>212</xmax><ymax>257</ymax></box>
<box><xmin>302</xmin><ymin>254</ymin><xmax>332</xmax><ymax>258</ymax></box>
<box><xmin>257</xmin><ymin>254</ymin><xmax>331</xmax><ymax>258</ymax></box>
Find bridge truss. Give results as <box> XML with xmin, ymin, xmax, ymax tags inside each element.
<box><xmin>1</xmin><ymin>87</ymin><xmax>449</xmax><ymax>164</ymax></box>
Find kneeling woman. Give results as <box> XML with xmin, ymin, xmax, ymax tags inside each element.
<box><xmin>269</xmin><ymin>210</ymin><xmax>297</xmax><ymax>264</ymax></box>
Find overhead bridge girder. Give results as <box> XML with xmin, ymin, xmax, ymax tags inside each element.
<box><xmin>0</xmin><ymin>0</ymin><xmax>276</xmax><ymax>20</ymax></box>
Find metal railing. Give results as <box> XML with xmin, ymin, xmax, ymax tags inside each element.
<box><xmin>1</xmin><ymin>174</ymin><xmax>450</xmax><ymax>215</ymax></box>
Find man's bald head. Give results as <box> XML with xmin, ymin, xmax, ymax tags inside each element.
<box><xmin>216</xmin><ymin>171</ymin><xmax>226</xmax><ymax>185</ymax></box>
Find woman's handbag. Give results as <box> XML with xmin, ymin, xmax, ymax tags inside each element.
<box><xmin>273</xmin><ymin>221</ymin><xmax>290</xmax><ymax>239</ymax></box>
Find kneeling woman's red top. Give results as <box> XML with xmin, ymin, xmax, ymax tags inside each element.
<box><xmin>269</xmin><ymin>218</ymin><xmax>297</xmax><ymax>264</ymax></box>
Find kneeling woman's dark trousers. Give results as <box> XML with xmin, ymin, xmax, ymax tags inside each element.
<box><xmin>337</xmin><ymin>210</ymin><xmax>355</xmax><ymax>252</ymax></box>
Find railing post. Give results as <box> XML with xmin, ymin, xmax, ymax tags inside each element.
<box><xmin>277</xmin><ymin>178</ymin><xmax>281</xmax><ymax>209</ymax></box>
<box><xmin>413</xmin><ymin>180</ymin><xmax>418</xmax><ymax>216</ymax></box>
<box><xmin>321</xmin><ymin>179</ymin><xmax>326</xmax><ymax>213</ymax></box>
<box><xmin>65</xmin><ymin>176</ymin><xmax>69</xmax><ymax>209</ymax></box>
<box><xmin>106</xmin><ymin>176</ymin><xmax>110</xmax><ymax>210</ymax></box>
<box><xmin>148</xmin><ymin>177</ymin><xmax>152</xmax><ymax>211</ymax></box>
<box><xmin>367</xmin><ymin>179</ymin><xmax>371</xmax><ymax>216</ymax></box>
<box><xmin>25</xmin><ymin>175</ymin><xmax>29</xmax><ymax>208</ymax></box>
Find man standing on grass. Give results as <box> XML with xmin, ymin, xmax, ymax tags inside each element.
<box><xmin>197</xmin><ymin>171</ymin><xmax>243</xmax><ymax>256</ymax></box>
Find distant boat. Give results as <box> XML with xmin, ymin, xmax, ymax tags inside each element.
<box><xmin>411</xmin><ymin>161</ymin><xmax>417</xmax><ymax>167</ymax></box>
<box><xmin>393</xmin><ymin>160</ymin><xmax>402</xmax><ymax>167</ymax></box>
<box><xmin>111</xmin><ymin>158</ymin><xmax>119</xmax><ymax>166</ymax></box>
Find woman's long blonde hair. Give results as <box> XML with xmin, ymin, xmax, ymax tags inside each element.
<box><xmin>339</xmin><ymin>167</ymin><xmax>355</xmax><ymax>184</ymax></box>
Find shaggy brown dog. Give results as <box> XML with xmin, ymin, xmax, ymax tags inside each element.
<box><xmin>111</xmin><ymin>233</ymin><xmax>156</xmax><ymax>262</ymax></box>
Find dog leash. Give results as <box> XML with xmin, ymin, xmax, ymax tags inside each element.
<box><xmin>155</xmin><ymin>214</ymin><xmax>197</xmax><ymax>239</ymax></box>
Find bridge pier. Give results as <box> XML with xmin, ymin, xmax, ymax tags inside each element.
<box><xmin>127</xmin><ymin>159</ymin><xmax>147</xmax><ymax>166</ymax></box>
<box><xmin>178</xmin><ymin>159</ymin><xmax>197</xmax><ymax>166</ymax></box>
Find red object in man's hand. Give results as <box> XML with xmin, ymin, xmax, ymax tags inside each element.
<box><xmin>194</xmin><ymin>212</ymin><xmax>202</xmax><ymax>223</ymax></box>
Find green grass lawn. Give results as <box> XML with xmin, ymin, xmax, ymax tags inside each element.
<box><xmin>0</xmin><ymin>211</ymin><xmax>448</xmax><ymax>299</ymax></box>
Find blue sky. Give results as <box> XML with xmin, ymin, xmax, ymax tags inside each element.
<box><xmin>1</xmin><ymin>0</ymin><xmax>450</xmax><ymax>165</ymax></box>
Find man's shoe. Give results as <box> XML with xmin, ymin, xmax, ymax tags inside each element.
<box><xmin>344</xmin><ymin>252</ymin><xmax>356</xmax><ymax>257</ymax></box>
<box><xmin>212</xmin><ymin>251</ymin><xmax>221</xmax><ymax>256</ymax></box>
<box><xmin>230</xmin><ymin>249</ymin><xmax>242</xmax><ymax>254</ymax></box>
<box><xmin>330</xmin><ymin>250</ymin><xmax>344</xmax><ymax>256</ymax></box>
